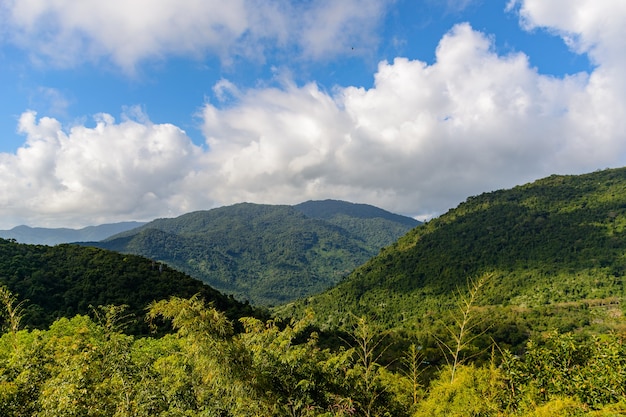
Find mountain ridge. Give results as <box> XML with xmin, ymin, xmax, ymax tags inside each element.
<box><xmin>84</xmin><ymin>200</ymin><xmax>420</xmax><ymax>305</ymax></box>
<box><xmin>295</xmin><ymin>199</ymin><xmax>418</xmax><ymax>226</ymax></box>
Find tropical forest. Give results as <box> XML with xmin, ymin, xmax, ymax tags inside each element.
<box><xmin>2</xmin><ymin>169</ymin><xmax>626</xmax><ymax>416</ymax></box>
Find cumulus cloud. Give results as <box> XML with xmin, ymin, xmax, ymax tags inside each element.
<box><xmin>512</xmin><ymin>0</ymin><xmax>626</xmax><ymax>66</ymax></box>
<box><xmin>199</xmin><ymin>20</ymin><xmax>625</xmax><ymax>218</ymax></box>
<box><xmin>511</xmin><ymin>0</ymin><xmax>626</xmax><ymax>160</ymax></box>
<box><xmin>199</xmin><ymin>0</ymin><xmax>625</xmax><ymax>217</ymax></box>
<box><xmin>1</xmin><ymin>0</ymin><xmax>391</xmax><ymax>71</ymax></box>
<box><xmin>2</xmin><ymin>0</ymin><xmax>626</xmax><ymax>228</ymax></box>
<box><xmin>0</xmin><ymin>109</ymin><xmax>206</xmax><ymax>227</ymax></box>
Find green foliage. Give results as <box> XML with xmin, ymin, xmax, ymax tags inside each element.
<box><xmin>343</xmin><ymin>315</ymin><xmax>392</xmax><ymax>417</ymax></box>
<box><xmin>1</xmin><ymin>293</ymin><xmax>626</xmax><ymax>416</ymax></box>
<box><xmin>502</xmin><ymin>331</ymin><xmax>626</xmax><ymax>411</ymax></box>
<box><xmin>280</xmin><ymin>167</ymin><xmax>626</xmax><ymax>350</ymax></box>
<box><xmin>414</xmin><ymin>364</ymin><xmax>506</xmax><ymax>417</ymax></box>
<box><xmin>0</xmin><ymin>296</ymin><xmax>420</xmax><ymax>416</ymax></box>
<box><xmin>517</xmin><ymin>397</ymin><xmax>587</xmax><ymax>417</ymax></box>
<box><xmin>0</xmin><ymin>285</ymin><xmax>26</xmax><ymax>337</ymax></box>
<box><xmin>295</xmin><ymin>200</ymin><xmax>420</xmax><ymax>247</ymax></box>
<box><xmin>5</xmin><ymin>168</ymin><xmax>626</xmax><ymax>414</ymax></box>
<box><xmin>87</xmin><ymin>201</ymin><xmax>418</xmax><ymax>305</ymax></box>
<box><xmin>435</xmin><ymin>273</ymin><xmax>492</xmax><ymax>382</ymax></box>
<box><xmin>294</xmin><ymin>199</ymin><xmax>419</xmax><ymax>228</ymax></box>
<box><xmin>399</xmin><ymin>343</ymin><xmax>424</xmax><ymax>407</ymax></box>
<box><xmin>0</xmin><ymin>239</ymin><xmax>258</xmax><ymax>333</ymax></box>
<box><xmin>147</xmin><ymin>295</ymin><xmax>233</xmax><ymax>339</ymax></box>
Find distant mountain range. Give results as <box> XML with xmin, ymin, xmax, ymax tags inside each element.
<box><xmin>0</xmin><ymin>221</ymin><xmax>146</xmax><ymax>245</ymax></box>
<box><xmin>83</xmin><ymin>200</ymin><xmax>420</xmax><ymax>305</ymax></box>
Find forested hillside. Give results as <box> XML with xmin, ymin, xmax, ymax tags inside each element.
<box><xmin>86</xmin><ymin>201</ymin><xmax>419</xmax><ymax>305</ymax></box>
<box><xmin>0</xmin><ymin>238</ymin><xmax>256</xmax><ymax>333</ymax></box>
<box><xmin>2</xmin><ymin>172</ymin><xmax>626</xmax><ymax>415</ymax></box>
<box><xmin>279</xmin><ymin>168</ymin><xmax>626</xmax><ymax>345</ymax></box>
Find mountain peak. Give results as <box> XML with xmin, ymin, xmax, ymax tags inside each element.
<box><xmin>294</xmin><ymin>199</ymin><xmax>420</xmax><ymax>227</ymax></box>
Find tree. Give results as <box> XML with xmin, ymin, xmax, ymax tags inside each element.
<box><xmin>147</xmin><ymin>295</ymin><xmax>267</xmax><ymax>416</ymax></box>
<box><xmin>343</xmin><ymin>314</ymin><xmax>392</xmax><ymax>417</ymax></box>
<box><xmin>401</xmin><ymin>343</ymin><xmax>424</xmax><ymax>407</ymax></box>
<box><xmin>501</xmin><ymin>331</ymin><xmax>626</xmax><ymax>412</ymax></box>
<box><xmin>413</xmin><ymin>364</ymin><xmax>505</xmax><ymax>417</ymax></box>
<box><xmin>0</xmin><ymin>286</ymin><xmax>26</xmax><ymax>345</ymax></box>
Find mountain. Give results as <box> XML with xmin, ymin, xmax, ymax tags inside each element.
<box><xmin>295</xmin><ymin>199</ymin><xmax>419</xmax><ymax>248</ymax></box>
<box><xmin>278</xmin><ymin>168</ymin><xmax>626</xmax><ymax>343</ymax></box>
<box><xmin>295</xmin><ymin>199</ymin><xmax>418</xmax><ymax>226</ymax></box>
<box><xmin>0</xmin><ymin>221</ymin><xmax>146</xmax><ymax>245</ymax></box>
<box><xmin>0</xmin><ymin>238</ymin><xmax>256</xmax><ymax>333</ymax></box>
<box><xmin>84</xmin><ymin>201</ymin><xmax>420</xmax><ymax>306</ymax></box>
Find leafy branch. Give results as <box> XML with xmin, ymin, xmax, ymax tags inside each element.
<box><xmin>435</xmin><ymin>272</ymin><xmax>493</xmax><ymax>382</ymax></box>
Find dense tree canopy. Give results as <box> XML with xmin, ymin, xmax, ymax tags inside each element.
<box><xmin>1</xmin><ymin>291</ymin><xmax>625</xmax><ymax>416</ymax></box>
<box><xmin>279</xmin><ymin>168</ymin><xmax>626</xmax><ymax>350</ymax></box>
<box><xmin>0</xmin><ymin>238</ymin><xmax>257</xmax><ymax>333</ymax></box>
<box><xmin>3</xmin><ymin>170</ymin><xmax>626</xmax><ymax>414</ymax></box>
<box><xmin>86</xmin><ymin>201</ymin><xmax>418</xmax><ymax>305</ymax></box>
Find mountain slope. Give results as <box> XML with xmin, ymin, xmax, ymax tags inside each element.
<box><xmin>0</xmin><ymin>221</ymin><xmax>146</xmax><ymax>245</ymax></box>
<box><xmin>0</xmin><ymin>238</ymin><xmax>256</xmax><ymax>333</ymax></box>
<box><xmin>294</xmin><ymin>200</ymin><xmax>420</xmax><ymax>250</ymax></box>
<box><xmin>86</xmin><ymin>201</ymin><xmax>419</xmax><ymax>305</ymax></box>
<box><xmin>279</xmin><ymin>168</ymin><xmax>626</xmax><ymax>336</ymax></box>
<box><xmin>294</xmin><ymin>200</ymin><xmax>418</xmax><ymax>226</ymax></box>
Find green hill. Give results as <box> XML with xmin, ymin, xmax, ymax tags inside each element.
<box><xmin>85</xmin><ymin>201</ymin><xmax>420</xmax><ymax>306</ymax></box>
<box><xmin>0</xmin><ymin>238</ymin><xmax>256</xmax><ymax>333</ymax></box>
<box><xmin>279</xmin><ymin>168</ymin><xmax>626</xmax><ymax>343</ymax></box>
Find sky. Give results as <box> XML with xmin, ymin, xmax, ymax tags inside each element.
<box><xmin>0</xmin><ymin>0</ymin><xmax>625</xmax><ymax>229</ymax></box>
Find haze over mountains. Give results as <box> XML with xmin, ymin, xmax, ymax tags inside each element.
<box><xmin>83</xmin><ymin>200</ymin><xmax>420</xmax><ymax>305</ymax></box>
<box><xmin>0</xmin><ymin>222</ymin><xmax>145</xmax><ymax>245</ymax></box>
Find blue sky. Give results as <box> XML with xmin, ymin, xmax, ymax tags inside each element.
<box><xmin>0</xmin><ymin>0</ymin><xmax>624</xmax><ymax>229</ymax></box>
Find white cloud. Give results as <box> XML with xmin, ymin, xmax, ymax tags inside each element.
<box><xmin>512</xmin><ymin>0</ymin><xmax>626</xmax><ymax>66</ymax></box>
<box><xmin>199</xmin><ymin>21</ymin><xmax>626</xmax><ymax>218</ymax></box>
<box><xmin>1</xmin><ymin>0</ymin><xmax>391</xmax><ymax>71</ymax></box>
<box><xmin>298</xmin><ymin>0</ymin><xmax>387</xmax><ymax>59</ymax></box>
<box><xmin>190</xmin><ymin>0</ymin><xmax>626</xmax><ymax>216</ymax></box>
<box><xmin>0</xmin><ymin>110</ymin><xmax>206</xmax><ymax>228</ymax></box>
<box><xmin>511</xmin><ymin>0</ymin><xmax>626</xmax><ymax>163</ymax></box>
<box><xmin>2</xmin><ymin>1</ymin><xmax>626</xmax><ymax>228</ymax></box>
